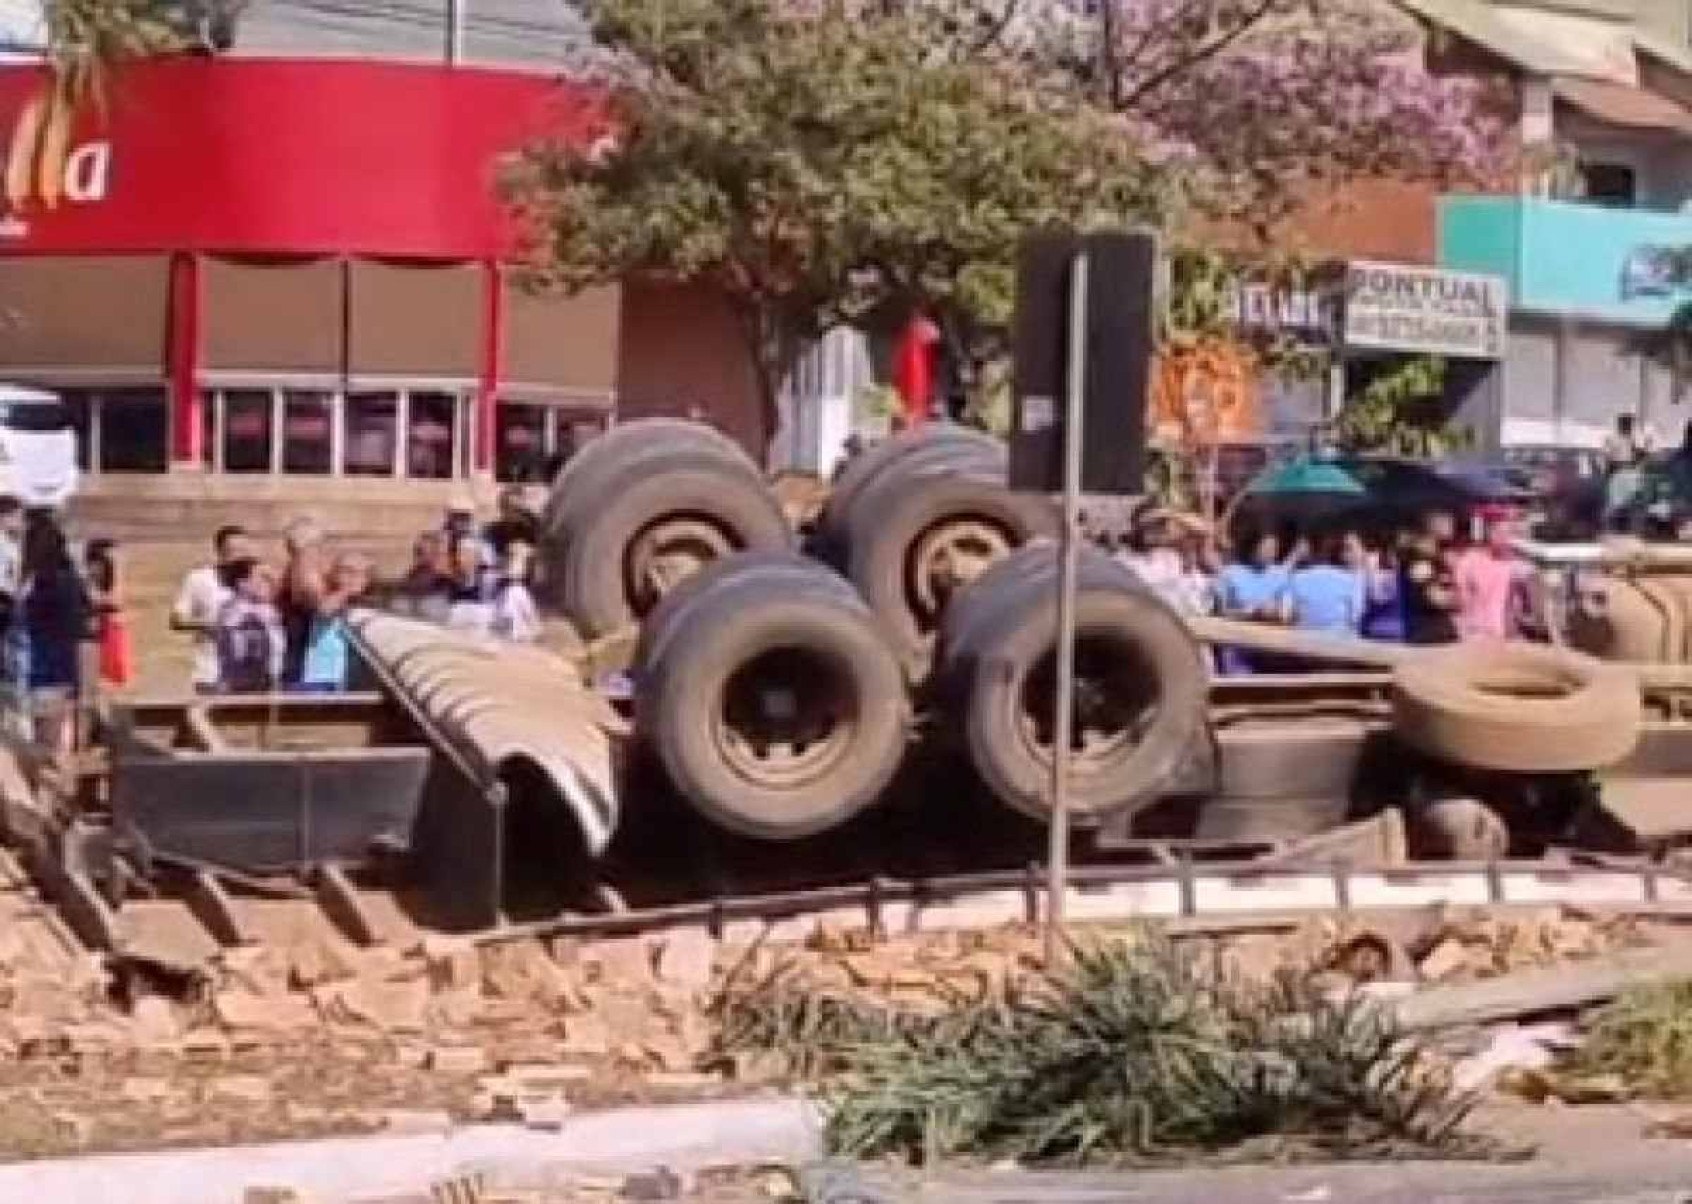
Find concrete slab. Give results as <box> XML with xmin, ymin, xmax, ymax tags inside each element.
<box><xmin>0</xmin><ymin>1095</ymin><xmax>820</xmax><ymax>1204</ymax></box>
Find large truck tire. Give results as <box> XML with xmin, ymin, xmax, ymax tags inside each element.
<box><xmin>635</xmin><ymin>554</ymin><xmax>910</xmax><ymax>840</ymax></box>
<box><xmin>542</xmin><ymin>417</ymin><xmax>755</xmax><ymax>536</ymax></box>
<box><xmin>838</xmin><ymin>469</ymin><xmax>1057</xmax><ymax>682</ymax></box>
<box><xmin>541</xmin><ymin>448</ymin><xmax>791</xmax><ymax>638</ymax></box>
<box><xmin>1568</xmin><ymin>577</ymin><xmax>1673</xmax><ymax>663</ymax></box>
<box><xmin>1392</xmin><ymin>643</ymin><xmax>1641</xmax><ymax>773</ymax></box>
<box><xmin>935</xmin><ymin>543</ymin><xmax>1208</xmax><ymax>824</ymax></box>
<box><xmin>816</xmin><ymin>426</ymin><xmax>1005</xmax><ymax>553</ymax></box>
<box><xmin>634</xmin><ymin>549</ymin><xmax>858</xmax><ymax>674</ymax></box>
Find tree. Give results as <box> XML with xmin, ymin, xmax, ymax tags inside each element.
<box><xmin>505</xmin><ymin>0</ymin><xmax>1166</xmax><ymax>451</ymax></box>
<box><xmin>982</xmin><ymin>0</ymin><xmax>1514</xmax><ymax>239</ymax></box>
<box><xmin>1330</xmin><ymin>354</ymin><xmax>1466</xmax><ymax>457</ymax></box>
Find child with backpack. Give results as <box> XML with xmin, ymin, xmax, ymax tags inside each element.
<box><xmin>216</xmin><ymin>558</ymin><xmax>286</xmax><ymax>694</ymax></box>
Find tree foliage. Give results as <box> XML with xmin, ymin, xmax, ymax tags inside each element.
<box><xmin>974</xmin><ymin>0</ymin><xmax>1513</xmax><ymax>236</ymax></box>
<box><xmin>507</xmin><ymin>0</ymin><xmax>1167</xmax><ymax>443</ymax></box>
<box><xmin>511</xmin><ymin>0</ymin><xmax>1504</xmax><ymax>455</ymax></box>
<box><xmin>1331</xmin><ymin>354</ymin><xmax>1468</xmax><ymax>457</ymax></box>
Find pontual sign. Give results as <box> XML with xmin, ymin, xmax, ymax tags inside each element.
<box><xmin>1342</xmin><ymin>260</ymin><xmax>1507</xmax><ymax>360</ymax></box>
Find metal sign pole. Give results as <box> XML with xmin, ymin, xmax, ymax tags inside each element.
<box><xmin>446</xmin><ymin>0</ymin><xmax>465</xmax><ymax>65</ymax></box>
<box><xmin>1045</xmin><ymin>248</ymin><xmax>1088</xmax><ymax>965</ymax></box>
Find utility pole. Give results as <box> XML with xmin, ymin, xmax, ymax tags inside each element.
<box><xmin>1044</xmin><ymin>247</ymin><xmax>1087</xmax><ymax>966</ymax></box>
<box><xmin>445</xmin><ymin>0</ymin><xmax>465</xmax><ymax>65</ymax></box>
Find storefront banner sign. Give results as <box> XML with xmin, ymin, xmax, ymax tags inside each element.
<box><xmin>0</xmin><ymin>59</ymin><xmax>608</xmax><ymax>257</ymax></box>
<box><xmin>1342</xmin><ymin>261</ymin><xmax>1507</xmax><ymax>359</ymax></box>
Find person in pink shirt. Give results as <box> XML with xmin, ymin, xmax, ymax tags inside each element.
<box><xmin>1455</xmin><ymin>511</ymin><xmax>1519</xmax><ymax>640</ymax></box>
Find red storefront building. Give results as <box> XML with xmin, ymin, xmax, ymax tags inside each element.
<box><xmin>0</xmin><ymin>56</ymin><xmax>761</xmax><ymax>525</ymax></box>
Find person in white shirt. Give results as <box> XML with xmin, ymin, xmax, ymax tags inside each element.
<box><xmin>171</xmin><ymin>524</ymin><xmax>252</xmax><ymax>694</ymax></box>
<box><xmin>491</xmin><ymin>541</ymin><xmax>541</xmax><ymax>643</ymax></box>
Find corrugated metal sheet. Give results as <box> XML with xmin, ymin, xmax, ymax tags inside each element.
<box><xmin>349</xmin><ymin>610</ymin><xmax>620</xmax><ymax>854</ymax></box>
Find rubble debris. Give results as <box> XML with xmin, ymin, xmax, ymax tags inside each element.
<box><xmin>1397</xmin><ymin>943</ymin><xmax>1692</xmax><ymax>1031</ymax></box>
<box><xmin>214</xmin><ymin>988</ymin><xmax>318</xmax><ymax>1034</ymax></box>
<box><xmin>243</xmin><ymin>1190</ymin><xmax>308</xmax><ymax>1204</ymax></box>
<box><xmin>211</xmin><ymin>1074</ymin><xmax>275</xmax><ymax>1104</ymax></box>
<box><xmin>379</xmin><ymin>1108</ymin><xmax>455</xmax><ymax>1135</ymax></box>
<box><xmin>621</xmin><ymin>1167</ymin><xmax>685</xmax><ymax>1201</ymax></box>
<box><xmin>427</xmin><ymin>1044</ymin><xmax>489</xmax><ymax>1075</ymax></box>
<box><xmin>315</xmin><ymin>976</ymin><xmax>430</xmax><ymax>1033</ymax></box>
<box><xmin>656</xmin><ymin>930</ymin><xmax>718</xmax><ymax>992</ymax></box>
<box><xmin>1449</xmin><ymin>1023</ymin><xmax>1572</xmax><ymax>1094</ymax></box>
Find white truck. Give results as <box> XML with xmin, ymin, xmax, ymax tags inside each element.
<box><xmin>0</xmin><ymin>384</ymin><xmax>79</xmax><ymax>509</ymax></box>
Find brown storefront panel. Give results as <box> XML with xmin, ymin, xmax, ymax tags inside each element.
<box><xmin>202</xmin><ymin>258</ymin><xmax>345</xmax><ymax>374</ymax></box>
<box><xmin>617</xmin><ymin>281</ymin><xmax>763</xmax><ymax>455</ymax></box>
<box><xmin>0</xmin><ymin>255</ymin><xmax>169</xmax><ymax>376</ymax></box>
<box><xmin>502</xmin><ymin>280</ymin><xmax>620</xmax><ymax>398</ymax></box>
<box><xmin>348</xmin><ymin>261</ymin><xmax>480</xmax><ymax>379</ymax></box>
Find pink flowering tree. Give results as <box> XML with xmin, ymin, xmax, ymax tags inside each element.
<box><xmin>1018</xmin><ymin>0</ymin><xmax>1515</xmax><ymax>237</ymax></box>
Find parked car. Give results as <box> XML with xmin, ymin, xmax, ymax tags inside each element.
<box><xmin>0</xmin><ymin>385</ymin><xmax>79</xmax><ymax>509</ymax></box>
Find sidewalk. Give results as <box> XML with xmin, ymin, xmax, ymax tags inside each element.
<box><xmin>0</xmin><ymin>1095</ymin><xmax>819</xmax><ymax>1204</ymax></box>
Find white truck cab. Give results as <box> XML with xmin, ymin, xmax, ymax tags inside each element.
<box><xmin>0</xmin><ymin>385</ymin><xmax>80</xmax><ymax>509</ymax></box>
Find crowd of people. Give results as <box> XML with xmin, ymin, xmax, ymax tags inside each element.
<box><xmin>1109</xmin><ymin>503</ymin><xmax>1530</xmax><ymax>672</ymax></box>
<box><xmin>170</xmin><ymin>487</ymin><xmax>545</xmax><ymax>699</ymax></box>
<box><xmin>0</xmin><ymin>502</ymin><xmax>132</xmax><ymax>746</ymax></box>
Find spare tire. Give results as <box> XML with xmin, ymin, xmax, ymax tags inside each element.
<box><xmin>816</xmin><ymin>426</ymin><xmax>1005</xmax><ymax>553</ymax></box>
<box><xmin>935</xmin><ymin>543</ymin><xmax>1208</xmax><ymax>824</ymax></box>
<box><xmin>838</xmin><ymin>469</ymin><xmax>1057</xmax><ymax>682</ymax></box>
<box><xmin>1392</xmin><ymin>643</ymin><xmax>1641</xmax><ymax>773</ymax></box>
<box><xmin>542</xmin><ymin>417</ymin><xmax>755</xmax><ymax>536</ymax></box>
<box><xmin>636</xmin><ymin>555</ymin><xmax>909</xmax><ymax>840</ymax></box>
<box><xmin>541</xmin><ymin>447</ymin><xmax>791</xmax><ymax>638</ymax></box>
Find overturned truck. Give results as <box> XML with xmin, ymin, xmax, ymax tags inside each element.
<box><xmin>28</xmin><ymin>422</ymin><xmax>1692</xmax><ymax>950</ymax></box>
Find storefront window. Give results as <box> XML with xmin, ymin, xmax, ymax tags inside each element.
<box><xmin>97</xmin><ymin>388</ymin><xmax>170</xmax><ymax>474</ymax></box>
<box><xmin>407</xmin><ymin>391</ymin><xmax>459</xmax><ymax>480</ymax></box>
<box><xmin>496</xmin><ymin>403</ymin><xmax>548</xmax><ymax>483</ymax></box>
<box><xmin>222</xmin><ymin>389</ymin><xmax>274</xmax><ymax>474</ymax></box>
<box><xmin>282</xmin><ymin>390</ymin><xmax>334</xmax><ymax>475</ymax></box>
<box><xmin>343</xmin><ymin>392</ymin><xmax>399</xmax><ymax>477</ymax></box>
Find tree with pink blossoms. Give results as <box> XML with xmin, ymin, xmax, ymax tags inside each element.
<box><xmin>508</xmin><ymin>0</ymin><xmax>1510</xmax><ymax>453</ymax></box>
<box><xmin>1048</xmin><ymin>0</ymin><xmax>1514</xmax><ymax>237</ymax></box>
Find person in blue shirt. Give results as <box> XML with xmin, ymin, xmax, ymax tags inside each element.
<box><xmin>1288</xmin><ymin>530</ymin><xmax>1364</xmax><ymax>636</ymax></box>
<box><xmin>297</xmin><ymin>553</ymin><xmax>371</xmax><ymax>693</ymax></box>
<box><xmin>1215</xmin><ymin>528</ymin><xmax>1290</xmax><ymax>674</ymax></box>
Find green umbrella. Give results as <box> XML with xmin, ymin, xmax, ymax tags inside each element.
<box><xmin>1250</xmin><ymin>459</ymin><xmax>1366</xmax><ymax>497</ymax></box>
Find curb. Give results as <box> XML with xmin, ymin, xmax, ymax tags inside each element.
<box><xmin>0</xmin><ymin>1095</ymin><xmax>821</xmax><ymax>1204</ymax></box>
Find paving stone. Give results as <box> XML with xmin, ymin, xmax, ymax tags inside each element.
<box><xmin>653</xmin><ymin>930</ymin><xmax>717</xmax><ymax>992</ymax></box>
<box><xmin>427</xmin><ymin>1044</ymin><xmax>489</xmax><ymax>1075</ymax></box>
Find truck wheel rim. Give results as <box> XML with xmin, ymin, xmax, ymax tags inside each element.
<box><xmin>626</xmin><ymin>518</ymin><xmax>734</xmax><ymax>615</ymax></box>
<box><xmin>908</xmin><ymin>517</ymin><xmax>1012</xmax><ymax>629</ymax></box>
<box><xmin>1015</xmin><ymin>637</ymin><xmax>1162</xmax><ymax>782</ymax></box>
<box><xmin>712</xmin><ymin>647</ymin><xmax>855</xmax><ymax>791</ymax></box>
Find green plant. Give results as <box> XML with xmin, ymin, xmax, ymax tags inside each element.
<box><xmin>714</xmin><ymin>934</ymin><xmax>1482</xmax><ymax>1166</ymax></box>
<box><xmin>1565</xmin><ymin>979</ymin><xmax>1692</xmax><ymax>1099</ymax></box>
<box><xmin>1332</xmin><ymin>355</ymin><xmax>1470</xmax><ymax>458</ymax></box>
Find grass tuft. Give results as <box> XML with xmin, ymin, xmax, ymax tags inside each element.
<box><xmin>1565</xmin><ymin>978</ymin><xmax>1692</xmax><ymax>1099</ymax></box>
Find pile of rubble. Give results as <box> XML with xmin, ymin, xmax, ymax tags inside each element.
<box><xmin>0</xmin><ymin>904</ymin><xmax>1665</xmax><ymax>1158</ymax></box>
<box><xmin>0</xmin><ymin>925</ymin><xmax>735</xmax><ymax>1157</ymax></box>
